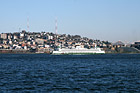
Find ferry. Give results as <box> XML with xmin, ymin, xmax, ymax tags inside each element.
<box><xmin>52</xmin><ymin>46</ymin><xmax>105</xmax><ymax>55</ymax></box>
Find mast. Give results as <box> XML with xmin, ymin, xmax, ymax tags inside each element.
<box><xmin>55</xmin><ymin>17</ymin><xmax>58</xmax><ymax>34</ymax></box>
<box><xmin>27</xmin><ymin>17</ymin><xmax>29</xmax><ymax>32</ymax></box>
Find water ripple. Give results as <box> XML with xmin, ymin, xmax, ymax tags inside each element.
<box><xmin>0</xmin><ymin>54</ymin><xmax>140</xmax><ymax>92</ymax></box>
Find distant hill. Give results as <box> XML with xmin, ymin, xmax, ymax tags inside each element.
<box><xmin>113</xmin><ymin>41</ymin><xmax>125</xmax><ymax>46</ymax></box>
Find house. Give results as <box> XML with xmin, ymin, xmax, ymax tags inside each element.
<box><xmin>131</xmin><ymin>40</ymin><xmax>140</xmax><ymax>50</ymax></box>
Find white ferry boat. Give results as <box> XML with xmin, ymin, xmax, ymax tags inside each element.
<box><xmin>53</xmin><ymin>46</ymin><xmax>105</xmax><ymax>55</ymax></box>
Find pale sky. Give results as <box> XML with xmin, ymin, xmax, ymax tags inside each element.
<box><xmin>0</xmin><ymin>0</ymin><xmax>140</xmax><ymax>43</ymax></box>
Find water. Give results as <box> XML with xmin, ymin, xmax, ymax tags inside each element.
<box><xmin>0</xmin><ymin>54</ymin><xmax>140</xmax><ymax>92</ymax></box>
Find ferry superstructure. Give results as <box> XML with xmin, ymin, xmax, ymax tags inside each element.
<box><xmin>53</xmin><ymin>46</ymin><xmax>105</xmax><ymax>55</ymax></box>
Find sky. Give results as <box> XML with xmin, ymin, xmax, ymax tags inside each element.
<box><xmin>0</xmin><ymin>0</ymin><xmax>140</xmax><ymax>43</ymax></box>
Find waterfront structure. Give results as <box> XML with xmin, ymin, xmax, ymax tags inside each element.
<box><xmin>131</xmin><ymin>41</ymin><xmax>140</xmax><ymax>50</ymax></box>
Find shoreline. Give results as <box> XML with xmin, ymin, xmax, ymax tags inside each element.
<box><xmin>0</xmin><ymin>52</ymin><xmax>140</xmax><ymax>54</ymax></box>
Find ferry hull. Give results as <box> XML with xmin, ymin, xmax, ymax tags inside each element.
<box><xmin>53</xmin><ymin>53</ymin><xmax>105</xmax><ymax>55</ymax></box>
<box><xmin>52</xmin><ymin>51</ymin><xmax>105</xmax><ymax>55</ymax></box>
<box><xmin>52</xmin><ymin>47</ymin><xmax>105</xmax><ymax>55</ymax></box>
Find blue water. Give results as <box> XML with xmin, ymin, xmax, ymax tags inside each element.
<box><xmin>0</xmin><ymin>54</ymin><xmax>140</xmax><ymax>92</ymax></box>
